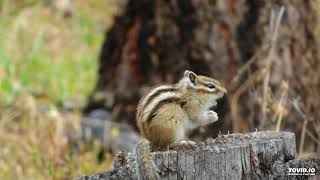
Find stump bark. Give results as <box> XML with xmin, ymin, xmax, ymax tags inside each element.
<box><xmin>79</xmin><ymin>131</ymin><xmax>320</xmax><ymax>179</ymax></box>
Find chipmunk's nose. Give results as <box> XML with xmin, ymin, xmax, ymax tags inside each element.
<box><xmin>221</xmin><ymin>87</ymin><xmax>227</xmax><ymax>94</ymax></box>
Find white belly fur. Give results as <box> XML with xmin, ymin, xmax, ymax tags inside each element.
<box><xmin>182</xmin><ymin>117</ymin><xmax>198</xmax><ymax>131</ymax></box>
<box><xmin>175</xmin><ymin>126</ymin><xmax>185</xmax><ymax>142</ymax></box>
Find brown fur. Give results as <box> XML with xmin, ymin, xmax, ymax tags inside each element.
<box><xmin>145</xmin><ymin>97</ymin><xmax>181</xmax><ymax>123</ymax></box>
<box><xmin>136</xmin><ymin>70</ymin><xmax>226</xmax><ymax>148</ymax></box>
<box><xmin>143</xmin><ymin>103</ymin><xmax>186</xmax><ymax>148</ymax></box>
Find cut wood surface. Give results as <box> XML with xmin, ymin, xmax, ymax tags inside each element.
<box><xmin>79</xmin><ymin>131</ymin><xmax>320</xmax><ymax>180</ymax></box>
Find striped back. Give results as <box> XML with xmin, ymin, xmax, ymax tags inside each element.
<box><xmin>137</xmin><ymin>85</ymin><xmax>181</xmax><ymax>123</ymax></box>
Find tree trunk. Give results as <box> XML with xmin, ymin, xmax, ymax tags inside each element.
<box><xmin>78</xmin><ymin>131</ymin><xmax>320</xmax><ymax>179</ymax></box>
<box><xmin>84</xmin><ymin>0</ymin><xmax>320</xmax><ymax>151</ymax></box>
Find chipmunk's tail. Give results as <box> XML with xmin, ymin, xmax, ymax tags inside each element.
<box><xmin>136</xmin><ymin>139</ymin><xmax>160</xmax><ymax>180</ymax></box>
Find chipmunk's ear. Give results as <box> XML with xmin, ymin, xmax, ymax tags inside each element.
<box><xmin>184</xmin><ymin>70</ymin><xmax>197</xmax><ymax>84</ymax></box>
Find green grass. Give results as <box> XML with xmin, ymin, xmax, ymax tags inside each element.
<box><xmin>0</xmin><ymin>0</ymin><xmax>117</xmax><ymax>179</ymax></box>
<box><xmin>0</xmin><ymin>0</ymin><xmax>116</xmax><ymax>107</ymax></box>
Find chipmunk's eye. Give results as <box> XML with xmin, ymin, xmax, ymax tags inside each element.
<box><xmin>206</xmin><ymin>83</ymin><xmax>215</xmax><ymax>89</ymax></box>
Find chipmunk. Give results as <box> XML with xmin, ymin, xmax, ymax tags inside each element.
<box><xmin>136</xmin><ymin>70</ymin><xmax>226</xmax><ymax>149</ymax></box>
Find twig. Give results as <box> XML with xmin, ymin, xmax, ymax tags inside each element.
<box><xmin>261</xmin><ymin>6</ymin><xmax>285</xmax><ymax>125</ymax></box>
<box><xmin>291</xmin><ymin>97</ymin><xmax>307</xmax><ymax>119</ymax></box>
<box><xmin>311</xmin><ymin>121</ymin><xmax>320</xmax><ymax>140</ymax></box>
<box><xmin>306</xmin><ymin>129</ymin><xmax>320</xmax><ymax>145</ymax></box>
<box><xmin>231</xmin><ymin>69</ymin><xmax>266</xmax><ymax>132</ymax></box>
<box><xmin>272</xmin><ymin>7</ymin><xmax>285</xmax><ymax>45</ymax></box>
<box><xmin>275</xmin><ymin>112</ymin><xmax>283</xmax><ymax>132</ymax></box>
<box><xmin>291</xmin><ymin>97</ymin><xmax>308</xmax><ymax>157</ymax></box>
<box><xmin>275</xmin><ymin>81</ymin><xmax>288</xmax><ymax>132</ymax></box>
<box><xmin>299</xmin><ymin>119</ymin><xmax>308</xmax><ymax>157</ymax></box>
<box><xmin>230</xmin><ymin>44</ymin><xmax>268</xmax><ymax>86</ymax></box>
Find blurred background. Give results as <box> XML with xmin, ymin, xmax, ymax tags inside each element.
<box><xmin>0</xmin><ymin>0</ymin><xmax>319</xmax><ymax>179</ymax></box>
<box><xmin>0</xmin><ymin>0</ymin><xmax>118</xmax><ymax>179</ymax></box>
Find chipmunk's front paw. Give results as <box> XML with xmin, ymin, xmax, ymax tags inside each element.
<box><xmin>207</xmin><ymin>110</ymin><xmax>218</xmax><ymax>123</ymax></box>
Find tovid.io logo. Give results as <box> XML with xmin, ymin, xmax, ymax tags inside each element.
<box><xmin>288</xmin><ymin>167</ymin><xmax>316</xmax><ymax>176</ymax></box>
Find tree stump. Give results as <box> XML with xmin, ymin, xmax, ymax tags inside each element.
<box><xmin>78</xmin><ymin>131</ymin><xmax>320</xmax><ymax>179</ymax></box>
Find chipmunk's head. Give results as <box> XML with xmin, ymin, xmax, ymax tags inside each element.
<box><xmin>179</xmin><ymin>70</ymin><xmax>227</xmax><ymax>100</ymax></box>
